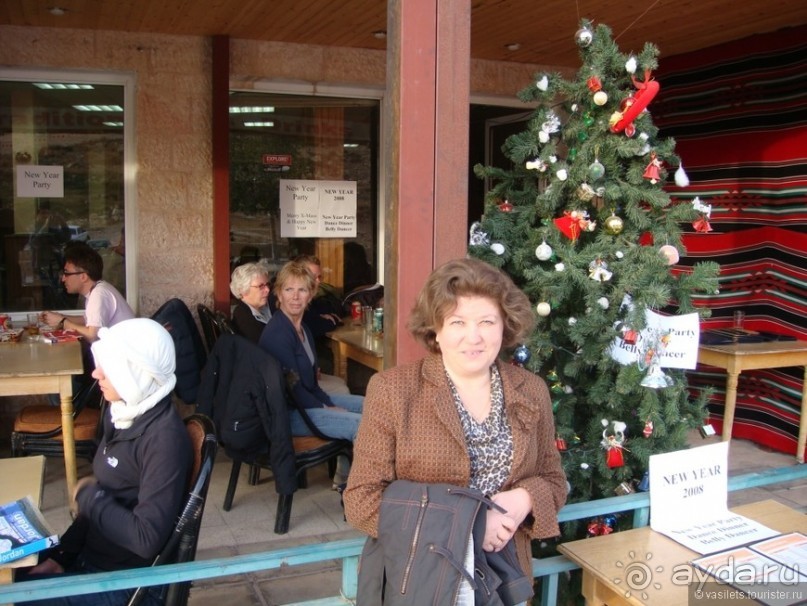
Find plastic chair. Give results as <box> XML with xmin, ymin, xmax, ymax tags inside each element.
<box><xmin>127</xmin><ymin>413</ymin><xmax>218</xmax><ymax>606</ymax></box>
<box><xmin>11</xmin><ymin>380</ymin><xmax>105</xmax><ymax>461</ymax></box>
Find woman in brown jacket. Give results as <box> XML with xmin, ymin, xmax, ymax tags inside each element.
<box><xmin>343</xmin><ymin>258</ymin><xmax>567</xmax><ymax>582</ymax></box>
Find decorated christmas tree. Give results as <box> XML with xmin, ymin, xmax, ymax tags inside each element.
<box><xmin>470</xmin><ymin>21</ymin><xmax>720</xmax><ymax>508</ymax></box>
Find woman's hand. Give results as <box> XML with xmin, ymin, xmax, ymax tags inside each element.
<box><xmin>483</xmin><ymin>488</ymin><xmax>532</xmax><ymax>552</ymax></box>
<box><xmin>28</xmin><ymin>558</ymin><xmax>65</xmax><ymax>575</ymax></box>
<box><xmin>70</xmin><ymin>475</ymin><xmax>97</xmax><ymax>517</ymax></box>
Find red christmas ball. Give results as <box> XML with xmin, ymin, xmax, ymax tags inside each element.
<box><xmin>620</xmin><ymin>95</ymin><xmax>636</xmax><ymax>112</ymax></box>
<box><xmin>498</xmin><ymin>200</ymin><xmax>513</xmax><ymax>212</ymax></box>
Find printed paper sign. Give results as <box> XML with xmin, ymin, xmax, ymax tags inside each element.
<box><xmin>650</xmin><ymin>442</ymin><xmax>777</xmax><ymax>554</ymax></box>
<box><xmin>609</xmin><ymin>306</ymin><xmax>700</xmax><ymax>369</ymax></box>
<box><xmin>279</xmin><ymin>179</ymin><xmax>357</xmax><ymax>238</ymax></box>
<box><xmin>15</xmin><ymin>165</ymin><xmax>64</xmax><ymax>198</ymax></box>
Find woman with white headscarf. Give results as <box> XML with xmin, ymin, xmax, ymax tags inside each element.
<box><xmin>23</xmin><ymin>318</ymin><xmax>192</xmax><ymax>606</ymax></box>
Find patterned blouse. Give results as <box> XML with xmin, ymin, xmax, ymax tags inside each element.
<box><xmin>446</xmin><ymin>364</ymin><xmax>514</xmax><ymax>497</ymax></box>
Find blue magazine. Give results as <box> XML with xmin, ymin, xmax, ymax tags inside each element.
<box><xmin>0</xmin><ymin>496</ymin><xmax>59</xmax><ymax>564</ymax></box>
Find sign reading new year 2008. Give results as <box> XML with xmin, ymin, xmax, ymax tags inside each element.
<box><xmin>279</xmin><ymin>179</ymin><xmax>357</xmax><ymax>238</ymax></box>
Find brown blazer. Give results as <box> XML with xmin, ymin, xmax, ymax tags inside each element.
<box><xmin>343</xmin><ymin>353</ymin><xmax>567</xmax><ymax>576</ymax></box>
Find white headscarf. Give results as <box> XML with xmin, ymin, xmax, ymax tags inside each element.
<box><xmin>91</xmin><ymin>318</ymin><xmax>177</xmax><ymax>429</ymax></box>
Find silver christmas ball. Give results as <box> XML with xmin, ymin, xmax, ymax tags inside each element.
<box><xmin>575</xmin><ymin>27</ymin><xmax>594</xmax><ymax>47</ymax></box>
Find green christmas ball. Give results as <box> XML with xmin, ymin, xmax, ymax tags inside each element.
<box><xmin>583</xmin><ymin>113</ymin><xmax>595</xmax><ymax>127</ymax></box>
<box><xmin>589</xmin><ymin>159</ymin><xmax>605</xmax><ymax>180</ymax></box>
<box><xmin>578</xmin><ymin>131</ymin><xmax>589</xmax><ymax>143</ymax></box>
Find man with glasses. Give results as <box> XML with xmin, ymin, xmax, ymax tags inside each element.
<box><xmin>42</xmin><ymin>241</ymin><xmax>134</xmax><ymax>343</ymax></box>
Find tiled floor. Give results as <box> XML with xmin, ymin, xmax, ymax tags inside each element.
<box><xmin>32</xmin><ymin>430</ymin><xmax>807</xmax><ymax>605</ymax></box>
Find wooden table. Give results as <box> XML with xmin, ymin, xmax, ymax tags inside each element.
<box><xmin>0</xmin><ymin>455</ymin><xmax>46</xmax><ymax>584</ymax></box>
<box><xmin>0</xmin><ymin>341</ymin><xmax>83</xmax><ymax>500</ymax></box>
<box><xmin>558</xmin><ymin>500</ymin><xmax>807</xmax><ymax>606</ymax></box>
<box><xmin>697</xmin><ymin>340</ymin><xmax>807</xmax><ymax>462</ymax></box>
<box><xmin>327</xmin><ymin>324</ymin><xmax>383</xmax><ymax>381</ymax></box>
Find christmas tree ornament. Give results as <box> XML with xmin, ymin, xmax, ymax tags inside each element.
<box><xmin>609</xmin><ymin>70</ymin><xmax>660</xmax><ymax>134</ymax></box>
<box><xmin>587</xmin><ymin>76</ymin><xmax>602</xmax><ymax>92</ymax></box>
<box><xmin>542</xmin><ymin>111</ymin><xmax>561</xmax><ymax>133</ymax></box>
<box><xmin>554</xmin><ymin>210</ymin><xmax>593</xmax><ymax>241</ymax></box>
<box><xmin>549</xmin><ymin>155</ymin><xmax>558</xmax><ymax>163</ymax></box>
<box><xmin>593</xmin><ymin>90</ymin><xmax>608</xmax><ymax>106</ymax></box>
<box><xmin>539</xmin><ymin>130</ymin><xmax>550</xmax><ymax>143</ymax></box>
<box><xmin>675</xmin><ymin>163</ymin><xmax>690</xmax><ymax>187</ymax></box>
<box><xmin>556</xmin><ymin>168</ymin><xmax>568</xmax><ymax>181</ymax></box>
<box><xmin>614</xmin><ymin>482</ymin><xmax>635</xmax><ymax>496</ymax></box>
<box><xmin>535</xmin><ymin>241</ymin><xmax>553</xmax><ymax>261</ymax></box>
<box><xmin>554</xmin><ymin>262</ymin><xmax>565</xmax><ymax>272</ymax></box>
<box><xmin>525</xmin><ymin>158</ymin><xmax>546</xmax><ymax>171</ymax></box>
<box><xmin>577</xmin><ymin>130</ymin><xmax>589</xmax><ymax>143</ymax></box>
<box><xmin>643</xmin><ymin>419</ymin><xmax>654</xmax><ymax>438</ymax></box>
<box><xmin>498</xmin><ymin>199</ymin><xmax>513</xmax><ymax>212</ymax></box>
<box><xmin>595</xmin><ymin>186</ymin><xmax>606</xmax><ymax>197</ymax></box>
<box><xmin>513</xmin><ymin>344</ymin><xmax>531</xmax><ymax>364</ymax></box>
<box><xmin>639</xmin><ymin>330</ymin><xmax>674</xmax><ymax>389</ymax></box>
<box><xmin>603</xmin><ymin>213</ymin><xmax>624</xmax><ymax>235</ymax></box>
<box><xmin>490</xmin><ymin>242</ymin><xmax>505</xmax><ymax>255</ymax></box>
<box><xmin>589</xmin><ymin>258</ymin><xmax>613</xmax><ymax>281</ymax></box>
<box><xmin>624</xmin><ymin>123</ymin><xmax>636</xmax><ymax>138</ymax></box>
<box><xmin>615</xmin><ymin>250</ymin><xmax>624</xmax><ymax>259</ymax></box>
<box><xmin>643</xmin><ymin>151</ymin><xmax>662</xmax><ymax>184</ymax></box>
<box><xmin>625</xmin><ymin>55</ymin><xmax>638</xmax><ymax>74</ymax></box>
<box><xmin>583</xmin><ymin>112</ymin><xmax>595</xmax><ymax>127</ymax></box>
<box><xmin>546</xmin><ymin>369</ymin><xmax>559</xmax><ymax>382</ymax></box>
<box><xmin>601</xmin><ymin>420</ymin><xmax>626</xmax><ymax>468</ymax></box>
<box><xmin>597</xmin><ymin>296</ymin><xmax>610</xmax><ymax>309</ymax></box>
<box><xmin>568</xmin><ymin>317</ymin><xmax>577</xmax><ymax>326</ymax></box>
<box><xmin>637</xmin><ymin>470</ymin><xmax>650</xmax><ymax>491</ymax></box>
<box><xmin>568</xmin><ymin>147</ymin><xmax>578</xmax><ymax>161</ymax></box>
<box><xmin>555</xmin><ymin>435</ymin><xmax>567</xmax><ymax>451</ymax></box>
<box><xmin>536</xmin><ymin>301</ymin><xmax>551</xmax><ymax>316</ymax></box>
<box><xmin>637</xmin><ymin>132</ymin><xmax>651</xmax><ymax>155</ymax></box>
<box><xmin>638</xmin><ymin>231</ymin><xmax>654</xmax><ymax>246</ymax></box>
<box><xmin>692</xmin><ymin>197</ymin><xmax>713</xmax><ymax>233</ymax></box>
<box><xmin>552</xmin><ymin>399</ymin><xmax>561</xmax><ymax>412</ymax></box>
<box><xmin>577</xmin><ymin>182</ymin><xmax>596</xmax><ymax>201</ymax></box>
<box><xmin>659</xmin><ymin>244</ymin><xmax>680</xmax><ymax>265</ymax></box>
<box><xmin>468</xmin><ymin>222</ymin><xmax>489</xmax><ymax>246</ymax></box>
<box><xmin>622</xmin><ymin>327</ymin><xmax>638</xmax><ymax>345</ymax></box>
<box><xmin>536</xmin><ymin>75</ymin><xmax>549</xmax><ymax>91</ymax></box>
<box><xmin>588</xmin><ymin>158</ymin><xmax>605</xmax><ymax>181</ymax></box>
<box><xmin>575</xmin><ymin>25</ymin><xmax>594</xmax><ymax>47</ymax></box>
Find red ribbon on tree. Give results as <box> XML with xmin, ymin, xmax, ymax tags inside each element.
<box><xmin>554</xmin><ymin>210</ymin><xmax>593</xmax><ymax>241</ymax></box>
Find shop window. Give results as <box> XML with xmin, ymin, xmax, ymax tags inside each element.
<box><xmin>229</xmin><ymin>91</ymin><xmax>380</xmax><ymax>299</ymax></box>
<box><xmin>0</xmin><ymin>70</ymin><xmax>131</xmax><ymax>313</ymax></box>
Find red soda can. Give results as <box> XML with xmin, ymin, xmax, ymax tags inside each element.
<box><xmin>350</xmin><ymin>301</ymin><xmax>361</xmax><ymax>323</ymax></box>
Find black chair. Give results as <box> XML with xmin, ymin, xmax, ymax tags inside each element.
<box><xmin>196</xmin><ymin>304</ymin><xmax>232</xmax><ymax>354</ymax></box>
<box><xmin>198</xmin><ymin>333</ymin><xmax>351</xmax><ymax>534</ymax></box>
<box><xmin>127</xmin><ymin>413</ymin><xmax>218</xmax><ymax>606</ymax></box>
<box><xmin>152</xmin><ymin>298</ymin><xmax>207</xmax><ymax>405</ymax></box>
<box><xmin>223</xmin><ymin>430</ymin><xmax>352</xmax><ymax>534</ymax></box>
<box><xmin>11</xmin><ymin>380</ymin><xmax>105</xmax><ymax>461</ymax></box>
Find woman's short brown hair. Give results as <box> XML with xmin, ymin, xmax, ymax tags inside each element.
<box><xmin>408</xmin><ymin>257</ymin><xmax>535</xmax><ymax>354</ymax></box>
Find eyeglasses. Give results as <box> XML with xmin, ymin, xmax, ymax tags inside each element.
<box><xmin>61</xmin><ymin>270</ymin><xmax>86</xmax><ymax>277</ymax></box>
<box><xmin>250</xmin><ymin>282</ymin><xmax>270</xmax><ymax>290</ymax></box>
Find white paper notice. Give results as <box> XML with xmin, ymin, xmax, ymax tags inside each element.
<box><xmin>279</xmin><ymin>179</ymin><xmax>357</xmax><ymax>238</ymax></box>
<box><xmin>15</xmin><ymin>165</ymin><xmax>64</xmax><ymax>198</ymax></box>
<box><xmin>649</xmin><ymin>442</ymin><xmax>778</xmax><ymax>554</ymax></box>
<box><xmin>609</xmin><ymin>307</ymin><xmax>701</xmax><ymax>369</ymax></box>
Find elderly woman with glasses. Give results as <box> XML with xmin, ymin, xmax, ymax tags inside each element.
<box><xmin>229</xmin><ymin>262</ymin><xmax>273</xmax><ymax>343</ymax></box>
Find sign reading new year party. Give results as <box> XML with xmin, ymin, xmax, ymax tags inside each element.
<box><xmin>608</xmin><ymin>298</ymin><xmax>700</xmax><ymax>369</ymax></box>
<box><xmin>279</xmin><ymin>179</ymin><xmax>357</xmax><ymax>238</ymax></box>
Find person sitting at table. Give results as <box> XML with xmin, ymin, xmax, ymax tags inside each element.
<box><xmin>259</xmin><ymin>260</ymin><xmax>363</xmax><ymax>487</ymax></box>
<box><xmin>41</xmin><ymin>241</ymin><xmax>134</xmax><ymax>343</ymax></box>
<box><xmin>229</xmin><ymin>261</ymin><xmax>272</xmax><ymax>343</ymax></box>
<box><xmin>19</xmin><ymin>317</ymin><xmax>193</xmax><ymax>606</ymax></box>
<box><xmin>343</xmin><ymin>258</ymin><xmax>567</xmax><ymax>600</ymax></box>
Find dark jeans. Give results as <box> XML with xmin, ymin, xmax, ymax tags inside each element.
<box><xmin>17</xmin><ymin>558</ymin><xmax>164</xmax><ymax>606</ymax></box>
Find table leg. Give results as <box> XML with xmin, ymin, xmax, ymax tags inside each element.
<box><xmin>59</xmin><ymin>377</ymin><xmax>78</xmax><ymax>503</ymax></box>
<box><xmin>581</xmin><ymin>570</ymin><xmax>627</xmax><ymax>605</ymax></box>
<box><xmin>797</xmin><ymin>366</ymin><xmax>807</xmax><ymax>464</ymax></box>
<box><xmin>721</xmin><ymin>371</ymin><xmax>740</xmax><ymax>442</ymax></box>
